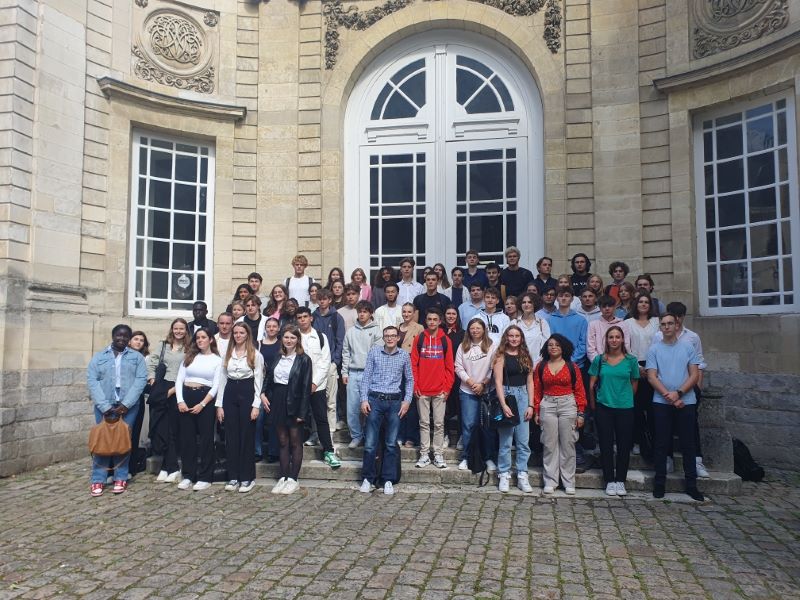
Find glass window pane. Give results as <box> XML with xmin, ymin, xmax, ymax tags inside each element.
<box><xmin>721</xmin><ymin>297</ymin><xmax>748</xmax><ymax>307</ymax></box>
<box><xmin>709</xmin><ymin>298</ymin><xmax>718</xmax><ymax>307</ymax></box>
<box><xmin>457</xmin><ymin>56</ymin><xmax>492</xmax><ymax>77</ymax></box>
<box><xmin>716</xmin><ymin>125</ymin><xmax>742</xmax><ymax>159</ymax></box>
<box><xmin>151</xmin><ymin>139</ymin><xmax>171</xmax><ymax>150</ymax></box>
<box><xmin>748</xmin><ymin>187</ymin><xmax>776</xmax><ymax>223</ymax></box>
<box><xmin>491</xmin><ymin>75</ymin><xmax>514</xmax><ymax>111</ymax></box>
<box><xmin>781</xmin><ymin>220</ymin><xmax>791</xmax><ymax>254</ymax></box>
<box><xmin>506</xmin><ymin>161</ymin><xmax>516</xmax><ymax>198</ymax></box>
<box><xmin>138</xmin><ymin>178</ymin><xmax>146</xmax><ymax>205</ymax></box>
<box><xmin>705</xmin><ymin>197</ymin><xmax>716</xmax><ymax>227</ymax></box>
<box><xmin>779</xmin><ymin>184</ymin><xmax>790</xmax><ymax>217</ymax></box>
<box><xmin>720</xmin><ymin>262</ymin><xmax>747</xmax><ymax>295</ymax></box>
<box><xmin>400</xmin><ymin>72</ymin><xmax>425</xmax><ymax>108</ymax></box>
<box><xmin>703</xmin><ymin>131</ymin><xmax>713</xmax><ymax>163</ymax></box>
<box><xmin>777</xmin><ymin>112</ymin><xmax>786</xmax><ymax>145</ymax></box>
<box><xmin>382</xmin><ymin>219</ymin><xmax>413</xmax><ymax>254</ymax></box>
<box><xmin>370</xmin><ymin>169</ymin><xmax>378</xmax><ymax>203</ymax></box>
<box><xmin>470</xmin><ymin>162</ymin><xmax>503</xmax><ymax>201</ymax></box>
<box><xmin>746</xmin><ymin>104</ymin><xmax>771</xmax><ymax>119</ymax></box>
<box><xmin>148</xmin><ymin>241</ymin><xmax>169</xmax><ymax>269</ymax></box>
<box><xmin>370</xmin><ymin>219</ymin><xmax>378</xmax><ymax>254</ymax></box>
<box><xmin>783</xmin><ymin>258</ymin><xmax>793</xmax><ymax>291</ymax></box>
<box><xmin>777</xmin><ymin>148</ymin><xmax>788</xmax><ymax>181</ymax></box>
<box><xmin>704</xmin><ymin>164</ymin><xmax>714</xmax><ymax>195</ymax></box>
<box><xmin>417</xmin><ymin>218</ymin><xmax>425</xmax><ymax>253</ymax></box>
<box><xmin>149</xmin><ymin>180</ymin><xmax>171</xmax><ymax>209</ymax></box>
<box><xmin>747</xmin><ymin>153</ymin><xmax>775</xmax><ymax>188</ymax></box>
<box><xmin>472</xmin><ymin>150</ymin><xmax>503</xmax><ymax>161</ymax></box>
<box><xmin>174</xmin><ymin>184</ymin><xmax>197</xmax><ymax>212</ymax></box>
<box><xmin>136</xmin><ymin>239</ymin><xmax>144</xmax><ymax>266</ymax></box>
<box><xmin>148</xmin><ymin>210</ymin><xmax>170</xmax><ymax>239</ymax></box>
<box><xmin>706</xmin><ymin>232</ymin><xmax>717</xmax><ymax>262</ymax></box>
<box><xmin>416</xmin><ymin>166</ymin><xmax>425</xmax><ymax>203</ymax></box>
<box><xmin>470</xmin><ymin>215</ymin><xmax>503</xmax><ymax>252</ymax></box>
<box><xmin>173</xmin><ymin>213</ymin><xmax>196</xmax><ymax>241</ymax></box>
<box><xmin>198</xmin><ymin>245</ymin><xmax>205</xmax><ymax>270</ymax></box>
<box><xmin>390</xmin><ymin>58</ymin><xmax>424</xmax><ymax>85</ymax></box>
<box><xmin>198</xmin><ymin>216</ymin><xmax>206</xmax><ymax>242</ymax></box>
<box><xmin>707</xmin><ymin>265</ymin><xmax>717</xmax><ymax>296</ymax></box>
<box><xmin>382</xmin><ymin>166</ymin><xmax>414</xmax><ymax>203</ymax></box>
<box><xmin>200</xmin><ymin>157</ymin><xmax>208</xmax><ymax>183</ymax></box>
<box><xmin>173</xmin><ymin>273</ymin><xmax>194</xmax><ymax>302</ymax></box>
<box><xmin>457</xmin><ymin>216</ymin><xmax>465</xmax><ymax>253</ymax></box>
<box><xmin>456</xmin><ymin>70</ymin><xmax>483</xmax><ymax>106</ymax></box>
<box><xmin>716</xmin><ymin>113</ymin><xmax>741</xmax><ymax>127</ymax></box>
<box><xmin>507</xmin><ymin>214</ymin><xmax>516</xmax><ymax>246</ymax></box>
<box><xmin>150</xmin><ymin>150</ymin><xmax>172</xmax><ymax>179</ymax></box>
<box><xmin>470</xmin><ymin>201</ymin><xmax>505</xmax><ymax>213</ymax></box>
<box><xmin>751</xmin><ymin>223</ymin><xmax>778</xmax><ymax>258</ymax></box>
<box><xmin>719</xmin><ymin>228</ymin><xmax>746</xmax><ymax>260</ymax></box>
<box><xmin>457</xmin><ymin>165</ymin><xmax>466</xmax><ymax>201</ymax></box>
<box><xmin>716</xmin><ymin>160</ymin><xmax>743</xmax><ymax>193</ymax></box>
<box><xmin>383</xmin><ymin>92</ymin><xmax>417</xmax><ymax>119</ymax></box>
<box><xmin>173</xmin><ymin>243</ymin><xmax>195</xmax><ymax>270</ymax></box>
<box><xmin>746</xmin><ymin>116</ymin><xmax>774</xmax><ymax>152</ymax></box>
<box><xmin>466</xmin><ymin>86</ymin><xmax>502</xmax><ymax>114</ymax></box>
<box><xmin>175</xmin><ymin>155</ymin><xmax>197</xmax><ymax>182</ymax></box>
<box><xmin>751</xmin><ymin>260</ymin><xmax>778</xmax><ymax>294</ymax></box>
<box><xmin>137</xmin><ymin>210</ymin><xmax>145</xmax><ymax>236</ymax></box>
<box><xmin>383</xmin><ymin>154</ymin><xmax>413</xmax><ymax>164</ymax></box>
<box><xmin>371</xmin><ymin>84</ymin><xmax>392</xmax><ymax>120</ymax></box>
<box><xmin>718</xmin><ymin>194</ymin><xmax>745</xmax><ymax>227</ymax></box>
<box><xmin>148</xmin><ymin>271</ymin><xmax>169</xmax><ymax>300</ymax></box>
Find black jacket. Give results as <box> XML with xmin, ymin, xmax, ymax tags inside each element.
<box><xmin>264</xmin><ymin>352</ymin><xmax>312</xmax><ymax>421</ymax></box>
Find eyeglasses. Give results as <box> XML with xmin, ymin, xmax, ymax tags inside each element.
<box><xmin>660</xmin><ymin>322</ymin><xmax>676</xmax><ymax>328</ymax></box>
<box><xmin>383</xmin><ymin>334</ymin><xmax>398</xmax><ymax>338</ymax></box>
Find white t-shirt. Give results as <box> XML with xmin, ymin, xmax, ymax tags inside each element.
<box><xmin>286</xmin><ymin>275</ymin><xmax>313</xmax><ymax>306</ymax></box>
<box><xmin>374</xmin><ymin>303</ymin><xmax>403</xmax><ymax>333</ymax></box>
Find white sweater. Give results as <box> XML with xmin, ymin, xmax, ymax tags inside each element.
<box><xmin>175</xmin><ymin>353</ymin><xmax>222</xmax><ymax>404</ymax></box>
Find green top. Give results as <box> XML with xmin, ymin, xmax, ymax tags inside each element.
<box><xmin>588</xmin><ymin>354</ymin><xmax>639</xmax><ymax>409</ymax></box>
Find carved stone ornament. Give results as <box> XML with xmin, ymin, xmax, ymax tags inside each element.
<box><xmin>322</xmin><ymin>0</ymin><xmax>561</xmax><ymax>69</ymax></box>
<box><xmin>134</xmin><ymin>0</ymin><xmax>148</xmax><ymax>7</ymax></box>
<box><xmin>692</xmin><ymin>0</ymin><xmax>789</xmax><ymax>59</ymax></box>
<box><xmin>132</xmin><ymin>7</ymin><xmax>216</xmax><ymax>94</ymax></box>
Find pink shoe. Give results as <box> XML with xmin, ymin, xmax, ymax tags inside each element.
<box><xmin>90</xmin><ymin>483</ymin><xmax>104</xmax><ymax>497</ymax></box>
<box><xmin>111</xmin><ymin>480</ymin><xmax>127</xmax><ymax>494</ymax></box>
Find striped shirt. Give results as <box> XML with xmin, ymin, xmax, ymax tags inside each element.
<box><xmin>361</xmin><ymin>345</ymin><xmax>414</xmax><ymax>404</ymax></box>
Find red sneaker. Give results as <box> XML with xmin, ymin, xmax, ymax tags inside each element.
<box><xmin>90</xmin><ymin>483</ymin><xmax>104</xmax><ymax>497</ymax></box>
<box><xmin>111</xmin><ymin>480</ymin><xmax>127</xmax><ymax>494</ymax></box>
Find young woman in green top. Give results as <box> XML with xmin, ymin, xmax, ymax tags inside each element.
<box><xmin>588</xmin><ymin>325</ymin><xmax>639</xmax><ymax>496</ymax></box>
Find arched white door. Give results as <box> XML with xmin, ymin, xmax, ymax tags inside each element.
<box><xmin>344</xmin><ymin>31</ymin><xmax>544</xmax><ymax>277</ymax></box>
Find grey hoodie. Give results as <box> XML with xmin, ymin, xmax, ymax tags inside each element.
<box><xmin>341</xmin><ymin>319</ymin><xmax>382</xmax><ymax>376</ymax></box>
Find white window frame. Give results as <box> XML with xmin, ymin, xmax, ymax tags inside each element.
<box><xmin>694</xmin><ymin>91</ymin><xmax>799</xmax><ymax>316</ymax></box>
<box><xmin>343</xmin><ymin>30</ymin><xmax>544</xmax><ymax>275</ymax></box>
<box><xmin>128</xmin><ymin>129</ymin><xmax>215</xmax><ymax>317</ymax></box>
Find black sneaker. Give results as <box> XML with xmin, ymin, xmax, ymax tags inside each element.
<box><xmin>685</xmin><ymin>487</ymin><xmax>705</xmax><ymax>502</ymax></box>
<box><xmin>653</xmin><ymin>484</ymin><xmax>665</xmax><ymax>498</ymax></box>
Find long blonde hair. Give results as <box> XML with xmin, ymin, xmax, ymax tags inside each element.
<box><xmin>492</xmin><ymin>325</ymin><xmax>532</xmax><ymax>372</ymax></box>
<box><xmin>225</xmin><ymin>322</ymin><xmax>256</xmax><ymax>370</ymax></box>
<box><xmin>461</xmin><ymin>318</ymin><xmax>493</xmax><ymax>355</ymax></box>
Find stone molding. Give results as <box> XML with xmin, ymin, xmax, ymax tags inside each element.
<box><xmin>691</xmin><ymin>0</ymin><xmax>789</xmax><ymax>59</ymax></box>
<box><xmin>322</xmin><ymin>0</ymin><xmax>561</xmax><ymax>69</ymax></box>
<box><xmin>97</xmin><ymin>75</ymin><xmax>246</xmax><ymax>121</ymax></box>
<box><xmin>653</xmin><ymin>28</ymin><xmax>799</xmax><ymax>92</ymax></box>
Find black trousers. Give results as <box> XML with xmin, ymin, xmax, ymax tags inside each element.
<box><xmin>178</xmin><ymin>386</ymin><xmax>216</xmax><ymax>482</ymax></box>
<box><xmin>131</xmin><ymin>392</ymin><xmax>146</xmax><ymax>449</ymax></box>
<box><xmin>223</xmin><ymin>378</ymin><xmax>257</xmax><ymax>482</ymax></box>
<box><xmin>309</xmin><ymin>389</ymin><xmax>334</xmax><ymax>453</ymax></box>
<box><xmin>148</xmin><ymin>380</ymin><xmax>180</xmax><ymax>473</ymax></box>
<box><xmin>595</xmin><ymin>403</ymin><xmax>634</xmax><ymax>484</ymax></box>
<box><xmin>633</xmin><ymin>362</ymin><xmax>654</xmax><ymax>457</ymax></box>
<box><xmin>653</xmin><ymin>402</ymin><xmax>697</xmax><ymax>488</ymax></box>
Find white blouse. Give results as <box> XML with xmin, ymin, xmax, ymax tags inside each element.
<box><xmin>216</xmin><ymin>349</ymin><xmax>265</xmax><ymax>408</ymax></box>
<box><xmin>273</xmin><ymin>353</ymin><xmax>297</xmax><ymax>385</ymax></box>
<box><xmin>624</xmin><ymin>316</ymin><xmax>660</xmax><ymax>361</ymax></box>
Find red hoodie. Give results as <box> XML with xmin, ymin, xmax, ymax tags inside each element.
<box><xmin>411</xmin><ymin>328</ymin><xmax>455</xmax><ymax>396</ymax></box>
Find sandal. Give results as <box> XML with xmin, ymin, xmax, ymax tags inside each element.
<box><xmin>90</xmin><ymin>483</ymin><xmax>104</xmax><ymax>497</ymax></box>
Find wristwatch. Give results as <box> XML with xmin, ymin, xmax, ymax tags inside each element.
<box><xmin>676</xmin><ymin>389</ymin><xmax>684</xmax><ymax>398</ymax></box>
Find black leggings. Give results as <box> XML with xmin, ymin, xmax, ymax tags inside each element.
<box><xmin>596</xmin><ymin>403</ymin><xmax>634</xmax><ymax>484</ymax></box>
<box><xmin>277</xmin><ymin>424</ymin><xmax>304</xmax><ymax>481</ymax></box>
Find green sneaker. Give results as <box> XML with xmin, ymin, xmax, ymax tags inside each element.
<box><xmin>324</xmin><ymin>451</ymin><xmax>341</xmax><ymax>469</ymax></box>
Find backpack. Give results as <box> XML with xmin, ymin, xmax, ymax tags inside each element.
<box><xmin>416</xmin><ymin>331</ymin><xmax>448</xmax><ymax>355</ymax></box>
<box><xmin>467</xmin><ymin>396</ymin><xmax>491</xmax><ymax>487</ymax></box>
<box><xmin>733</xmin><ymin>438</ymin><xmax>765</xmax><ymax>482</ymax></box>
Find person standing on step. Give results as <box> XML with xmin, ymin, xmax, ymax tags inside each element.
<box><xmin>374</xmin><ymin>282</ymin><xmax>403</xmax><ymax>333</ymax></box>
<box><xmin>477</xmin><ymin>287</ymin><xmax>510</xmax><ymax>345</ymax></box>
<box><xmin>569</xmin><ymin>253</ymin><xmax>593</xmax><ymax>298</ymax></box>
<box><xmin>216</xmin><ymin>323</ymin><xmax>264</xmax><ymax>494</ymax></box>
<box><xmin>262</xmin><ymin>326</ymin><xmax>313</xmax><ymax>495</ymax></box>
<box><xmin>187</xmin><ymin>301</ymin><xmax>218</xmax><ymax>336</ymax></box>
<box><xmin>312</xmin><ymin>288</ymin><xmax>345</xmax><ymax>437</ymax></box>
<box><xmin>646</xmin><ymin>313</ymin><xmax>704</xmax><ymax>502</ymax></box>
<box><xmin>411</xmin><ymin>308</ymin><xmax>455</xmax><ymax>469</ymax></box>
<box><xmin>295</xmin><ymin>306</ymin><xmax>341</xmax><ymax>469</ymax></box>
<box><xmin>285</xmin><ymin>254</ymin><xmax>314</xmax><ymax>307</ymax></box>
<box><xmin>342</xmin><ymin>301</ymin><xmax>383</xmax><ymax>449</ymax></box>
<box><xmin>214</xmin><ymin>312</ymin><xmax>233</xmax><ymax>358</ymax></box>
<box><xmin>588</xmin><ymin>326</ymin><xmax>639</xmax><ymax>497</ymax></box>
<box><xmin>500</xmin><ymin>246</ymin><xmax>534</xmax><ymax>298</ymax></box>
<box><xmin>412</xmin><ymin>270</ymin><xmax>451</xmax><ymax>324</ymax></box>
<box><xmin>359</xmin><ymin>325</ymin><xmax>414</xmax><ymax>495</ymax></box>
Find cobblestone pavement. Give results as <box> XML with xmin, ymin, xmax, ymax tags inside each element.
<box><xmin>0</xmin><ymin>462</ymin><xmax>798</xmax><ymax>600</ymax></box>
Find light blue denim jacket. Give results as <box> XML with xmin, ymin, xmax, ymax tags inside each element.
<box><xmin>87</xmin><ymin>346</ymin><xmax>148</xmax><ymax>413</ymax></box>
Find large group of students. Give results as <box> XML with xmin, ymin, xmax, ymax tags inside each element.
<box><xmin>87</xmin><ymin>248</ymin><xmax>708</xmax><ymax>501</ymax></box>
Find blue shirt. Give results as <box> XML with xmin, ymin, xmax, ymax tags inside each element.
<box><xmin>361</xmin><ymin>345</ymin><xmax>414</xmax><ymax>404</ymax></box>
<box><xmin>546</xmin><ymin>309</ymin><xmax>588</xmax><ymax>366</ymax></box>
<box><xmin>645</xmin><ymin>340</ymin><xmax>702</xmax><ymax>405</ymax></box>
<box><xmin>459</xmin><ymin>301</ymin><xmax>485</xmax><ymax>326</ymax></box>
<box><xmin>463</xmin><ymin>268</ymin><xmax>489</xmax><ymax>290</ymax></box>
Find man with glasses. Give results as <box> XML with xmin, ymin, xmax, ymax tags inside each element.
<box><xmin>646</xmin><ymin>313</ymin><xmax>704</xmax><ymax>501</ymax></box>
<box><xmin>359</xmin><ymin>326</ymin><xmax>414</xmax><ymax>495</ymax></box>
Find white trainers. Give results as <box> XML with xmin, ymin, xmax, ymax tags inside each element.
<box><xmin>165</xmin><ymin>471</ymin><xmax>181</xmax><ymax>483</ymax></box>
<box><xmin>615</xmin><ymin>482</ymin><xmax>627</xmax><ymax>496</ymax></box>
<box><xmin>498</xmin><ymin>472</ymin><xmax>510</xmax><ymax>493</ymax></box>
<box><xmin>458</xmin><ymin>459</ymin><xmax>469</xmax><ymax>471</ymax></box>
<box><xmin>359</xmin><ymin>478</ymin><xmax>373</xmax><ymax>493</ymax></box>
<box><xmin>696</xmin><ymin>457</ymin><xmax>710</xmax><ymax>478</ymax></box>
<box><xmin>485</xmin><ymin>460</ymin><xmax>497</xmax><ymax>473</ymax></box>
<box><xmin>517</xmin><ymin>472</ymin><xmax>533</xmax><ymax>493</ymax></box>
<box><xmin>238</xmin><ymin>481</ymin><xmax>255</xmax><ymax>493</ymax></box>
<box><xmin>348</xmin><ymin>438</ymin><xmax>362</xmax><ymax>449</ymax></box>
<box><xmin>433</xmin><ymin>454</ymin><xmax>447</xmax><ymax>469</ymax></box>
<box><xmin>193</xmin><ymin>481</ymin><xmax>211</xmax><ymax>491</ymax></box>
<box><xmin>177</xmin><ymin>478</ymin><xmax>193</xmax><ymax>490</ymax></box>
<box><xmin>564</xmin><ymin>487</ymin><xmax>576</xmax><ymax>495</ymax></box>
<box><xmin>304</xmin><ymin>435</ymin><xmax>319</xmax><ymax>447</ymax></box>
<box><xmin>383</xmin><ymin>481</ymin><xmax>394</xmax><ymax>495</ymax></box>
<box><xmin>271</xmin><ymin>477</ymin><xmax>287</xmax><ymax>494</ymax></box>
<box><xmin>415</xmin><ymin>455</ymin><xmax>431</xmax><ymax>468</ymax></box>
<box><xmin>542</xmin><ymin>485</ymin><xmax>555</xmax><ymax>494</ymax></box>
<box><xmin>605</xmin><ymin>482</ymin><xmax>617</xmax><ymax>496</ymax></box>
<box><xmin>632</xmin><ymin>444</ymin><xmax>641</xmax><ymax>456</ymax></box>
<box><xmin>224</xmin><ymin>480</ymin><xmax>239</xmax><ymax>492</ymax></box>
<box><xmin>281</xmin><ymin>478</ymin><xmax>299</xmax><ymax>494</ymax></box>
<box><xmin>156</xmin><ymin>470</ymin><xmax>168</xmax><ymax>482</ymax></box>
<box><xmin>666</xmin><ymin>456</ymin><xmax>675</xmax><ymax>473</ymax></box>
<box><xmin>456</xmin><ymin>436</ymin><xmax>464</xmax><ymax>451</ymax></box>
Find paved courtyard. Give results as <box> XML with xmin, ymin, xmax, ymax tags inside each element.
<box><xmin>0</xmin><ymin>462</ymin><xmax>798</xmax><ymax>600</ymax></box>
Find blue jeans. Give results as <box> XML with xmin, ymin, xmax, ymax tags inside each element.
<box><xmin>497</xmin><ymin>385</ymin><xmax>531</xmax><ymax>475</ymax></box>
<box><xmin>91</xmin><ymin>403</ymin><xmax>140</xmax><ymax>484</ymax></box>
<box><xmin>460</xmin><ymin>391</ymin><xmax>495</xmax><ymax>463</ymax></box>
<box><xmin>362</xmin><ymin>393</ymin><xmax>402</xmax><ymax>483</ymax></box>
<box><xmin>346</xmin><ymin>369</ymin><xmax>365</xmax><ymax>442</ymax></box>
<box><xmin>399</xmin><ymin>399</ymin><xmax>420</xmax><ymax>445</ymax></box>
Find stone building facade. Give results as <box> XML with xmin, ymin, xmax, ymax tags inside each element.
<box><xmin>0</xmin><ymin>0</ymin><xmax>798</xmax><ymax>475</ymax></box>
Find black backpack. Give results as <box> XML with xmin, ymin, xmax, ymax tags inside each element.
<box><xmin>733</xmin><ymin>438</ymin><xmax>765</xmax><ymax>482</ymax></box>
<box><xmin>466</xmin><ymin>398</ymin><xmax>490</xmax><ymax>487</ymax></box>
<box><xmin>416</xmin><ymin>331</ymin><xmax>448</xmax><ymax>355</ymax></box>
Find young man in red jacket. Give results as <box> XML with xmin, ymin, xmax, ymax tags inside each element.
<box><xmin>411</xmin><ymin>308</ymin><xmax>455</xmax><ymax>469</ymax></box>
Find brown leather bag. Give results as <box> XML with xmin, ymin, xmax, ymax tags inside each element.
<box><xmin>88</xmin><ymin>414</ymin><xmax>132</xmax><ymax>457</ymax></box>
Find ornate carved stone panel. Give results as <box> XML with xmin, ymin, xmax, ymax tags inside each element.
<box><xmin>691</xmin><ymin>0</ymin><xmax>789</xmax><ymax>59</ymax></box>
<box><xmin>131</xmin><ymin>0</ymin><xmax>219</xmax><ymax>94</ymax></box>
<box><xmin>322</xmin><ymin>0</ymin><xmax>561</xmax><ymax>69</ymax></box>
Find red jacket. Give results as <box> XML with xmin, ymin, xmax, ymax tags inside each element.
<box><xmin>411</xmin><ymin>328</ymin><xmax>455</xmax><ymax>396</ymax></box>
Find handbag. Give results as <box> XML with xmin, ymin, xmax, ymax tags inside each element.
<box><xmin>88</xmin><ymin>413</ymin><xmax>132</xmax><ymax>457</ymax></box>
<box><xmin>153</xmin><ymin>341</ymin><xmax>168</xmax><ymax>383</ymax></box>
<box><xmin>488</xmin><ymin>360</ymin><xmax>521</xmax><ymax>429</ymax></box>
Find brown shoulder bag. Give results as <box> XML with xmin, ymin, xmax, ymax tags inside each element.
<box><xmin>88</xmin><ymin>414</ymin><xmax>132</xmax><ymax>457</ymax></box>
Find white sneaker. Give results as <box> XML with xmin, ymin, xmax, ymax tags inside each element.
<box><xmin>177</xmin><ymin>478</ymin><xmax>193</xmax><ymax>490</ymax></box>
<box><xmin>564</xmin><ymin>487</ymin><xmax>576</xmax><ymax>495</ymax></box>
<box><xmin>695</xmin><ymin>457</ymin><xmax>710</xmax><ymax>478</ymax></box>
<box><xmin>304</xmin><ymin>435</ymin><xmax>319</xmax><ymax>447</ymax></box>
<box><xmin>666</xmin><ymin>456</ymin><xmax>675</xmax><ymax>473</ymax></box>
<box><xmin>165</xmin><ymin>470</ymin><xmax>181</xmax><ymax>483</ymax></box>
<box><xmin>632</xmin><ymin>444</ymin><xmax>641</xmax><ymax>456</ymax></box>
<box><xmin>485</xmin><ymin>460</ymin><xmax>497</xmax><ymax>473</ymax></box>
<box><xmin>271</xmin><ymin>477</ymin><xmax>287</xmax><ymax>494</ymax></box>
<box><xmin>456</xmin><ymin>436</ymin><xmax>464</xmax><ymax>451</ymax></box>
<box><xmin>193</xmin><ymin>481</ymin><xmax>211</xmax><ymax>491</ymax></box>
<box><xmin>359</xmin><ymin>478</ymin><xmax>373</xmax><ymax>493</ymax></box>
<box><xmin>498</xmin><ymin>472</ymin><xmax>510</xmax><ymax>493</ymax></box>
<box><xmin>615</xmin><ymin>482</ymin><xmax>627</xmax><ymax>496</ymax></box>
<box><xmin>224</xmin><ymin>480</ymin><xmax>239</xmax><ymax>492</ymax></box>
<box><xmin>433</xmin><ymin>454</ymin><xmax>447</xmax><ymax>469</ymax></box>
<box><xmin>348</xmin><ymin>438</ymin><xmax>362</xmax><ymax>449</ymax></box>
<box><xmin>156</xmin><ymin>470</ymin><xmax>168</xmax><ymax>482</ymax></box>
<box><xmin>605</xmin><ymin>482</ymin><xmax>617</xmax><ymax>496</ymax></box>
<box><xmin>542</xmin><ymin>485</ymin><xmax>555</xmax><ymax>494</ymax></box>
<box><xmin>517</xmin><ymin>472</ymin><xmax>533</xmax><ymax>493</ymax></box>
<box><xmin>383</xmin><ymin>481</ymin><xmax>394</xmax><ymax>495</ymax></box>
<box><xmin>458</xmin><ymin>459</ymin><xmax>469</xmax><ymax>471</ymax></box>
<box><xmin>238</xmin><ymin>481</ymin><xmax>255</xmax><ymax>493</ymax></box>
<box><xmin>415</xmin><ymin>455</ymin><xmax>431</xmax><ymax>468</ymax></box>
<box><xmin>281</xmin><ymin>478</ymin><xmax>299</xmax><ymax>494</ymax></box>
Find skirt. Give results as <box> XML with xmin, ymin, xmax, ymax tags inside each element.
<box><xmin>270</xmin><ymin>383</ymin><xmax>301</xmax><ymax>428</ymax></box>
